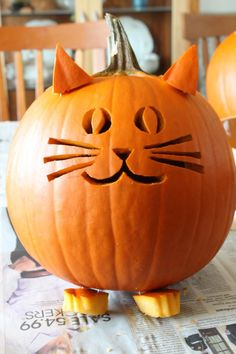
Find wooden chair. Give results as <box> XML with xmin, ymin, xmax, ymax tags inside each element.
<box><xmin>0</xmin><ymin>21</ymin><xmax>108</xmax><ymax>121</ymax></box>
<box><xmin>182</xmin><ymin>13</ymin><xmax>236</xmax><ymax>94</ymax></box>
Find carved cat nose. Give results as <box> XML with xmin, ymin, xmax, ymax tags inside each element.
<box><xmin>112</xmin><ymin>148</ymin><xmax>132</xmax><ymax>160</ymax></box>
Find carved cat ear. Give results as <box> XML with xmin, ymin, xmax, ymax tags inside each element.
<box><xmin>53</xmin><ymin>44</ymin><xmax>92</xmax><ymax>94</ymax></box>
<box><xmin>163</xmin><ymin>45</ymin><xmax>198</xmax><ymax>95</ymax></box>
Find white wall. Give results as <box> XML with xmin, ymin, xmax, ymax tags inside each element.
<box><xmin>200</xmin><ymin>0</ymin><xmax>236</xmax><ymax>13</ymax></box>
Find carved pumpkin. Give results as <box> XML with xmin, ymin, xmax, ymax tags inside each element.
<box><xmin>206</xmin><ymin>32</ymin><xmax>236</xmax><ymax>119</ymax></box>
<box><xmin>6</xmin><ymin>16</ymin><xmax>236</xmax><ymax>292</ymax></box>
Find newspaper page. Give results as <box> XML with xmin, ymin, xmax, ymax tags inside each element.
<box><xmin>1</xmin><ymin>122</ymin><xmax>236</xmax><ymax>353</ymax></box>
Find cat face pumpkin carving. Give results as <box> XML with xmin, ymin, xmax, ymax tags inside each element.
<box><xmin>44</xmin><ymin>44</ymin><xmax>202</xmax><ymax>185</ymax></box>
<box><xmin>6</xmin><ymin>15</ymin><xmax>235</xmax><ymax>291</ymax></box>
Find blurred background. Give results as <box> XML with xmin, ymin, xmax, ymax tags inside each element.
<box><xmin>1</xmin><ymin>0</ymin><xmax>236</xmax><ymax>119</ymax></box>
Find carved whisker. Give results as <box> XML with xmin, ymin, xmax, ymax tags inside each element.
<box><xmin>145</xmin><ymin>134</ymin><xmax>193</xmax><ymax>150</ymax></box>
<box><xmin>44</xmin><ymin>153</ymin><xmax>98</xmax><ymax>163</ymax></box>
<box><xmin>150</xmin><ymin>156</ymin><xmax>204</xmax><ymax>174</ymax></box>
<box><xmin>47</xmin><ymin>161</ymin><xmax>94</xmax><ymax>181</ymax></box>
<box><xmin>48</xmin><ymin>137</ymin><xmax>100</xmax><ymax>150</ymax></box>
<box><xmin>151</xmin><ymin>151</ymin><xmax>201</xmax><ymax>159</ymax></box>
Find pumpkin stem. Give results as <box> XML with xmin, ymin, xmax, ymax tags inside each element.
<box><xmin>95</xmin><ymin>13</ymin><xmax>142</xmax><ymax>76</ymax></box>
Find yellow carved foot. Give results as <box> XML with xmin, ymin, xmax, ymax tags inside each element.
<box><xmin>63</xmin><ymin>288</ymin><xmax>109</xmax><ymax>315</ymax></box>
<box><xmin>133</xmin><ymin>289</ymin><xmax>180</xmax><ymax>318</ymax></box>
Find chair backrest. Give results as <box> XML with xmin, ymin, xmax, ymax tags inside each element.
<box><xmin>183</xmin><ymin>13</ymin><xmax>236</xmax><ymax>94</ymax></box>
<box><xmin>0</xmin><ymin>21</ymin><xmax>108</xmax><ymax>121</ymax></box>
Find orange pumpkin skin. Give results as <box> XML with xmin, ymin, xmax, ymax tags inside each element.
<box><xmin>6</xmin><ymin>74</ymin><xmax>236</xmax><ymax>292</ymax></box>
<box><xmin>206</xmin><ymin>32</ymin><xmax>236</xmax><ymax>118</ymax></box>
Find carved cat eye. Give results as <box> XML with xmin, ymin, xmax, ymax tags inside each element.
<box><xmin>83</xmin><ymin>108</ymin><xmax>111</xmax><ymax>134</ymax></box>
<box><xmin>135</xmin><ymin>106</ymin><xmax>164</xmax><ymax>134</ymax></box>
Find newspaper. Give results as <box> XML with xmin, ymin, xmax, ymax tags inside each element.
<box><xmin>1</xmin><ymin>122</ymin><xmax>236</xmax><ymax>353</ymax></box>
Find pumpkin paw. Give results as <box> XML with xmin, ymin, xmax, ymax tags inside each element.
<box><xmin>133</xmin><ymin>288</ymin><xmax>180</xmax><ymax>318</ymax></box>
<box><xmin>63</xmin><ymin>288</ymin><xmax>109</xmax><ymax>315</ymax></box>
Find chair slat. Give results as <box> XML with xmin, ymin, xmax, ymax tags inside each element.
<box><xmin>215</xmin><ymin>36</ymin><xmax>221</xmax><ymax>48</ymax></box>
<box><xmin>0</xmin><ymin>52</ymin><xmax>9</xmax><ymax>121</ymax></box>
<box><xmin>35</xmin><ymin>50</ymin><xmax>44</xmax><ymax>98</ymax></box>
<box><xmin>75</xmin><ymin>49</ymin><xmax>84</xmax><ymax>68</ymax></box>
<box><xmin>91</xmin><ymin>49</ymin><xmax>106</xmax><ymax>73</ymax></box>
<box><xmin>0</xmin><ymin>21</ymin><xmax>108</xmax><ymax>120</ymax></box>
<box><xmin>82</xmin><ymin>50</ymin><xmax>94</xmax><ymax>74</ymax></box>
<box><xmin>183</xmin><ymin>13</ymin><xmax>236</xmax><ymax>95</ymax></box>
<box><xmin>201</xmin><ymin>37</ymin><xmax>209</xmax><ymax>75</ymax></box>
<box><xmin>14</xmin><ymin>51</ymin><xmax>26</xmax><ymax>120</ymax></box>
<box><xmin>183</xmin><ymin>13</ymin><xmax>236</xmax><ymax>40</ymax></box>
<box><xmin>0</xmin><ymin>21</ymin><xmax>108</xmax><ymax>51</ymax></box>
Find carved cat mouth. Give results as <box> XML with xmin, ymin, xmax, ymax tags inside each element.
<box><xmin>82</xmin><ymin>160</ymin><xmax>165</xmax><ymax>185</ymax></box>
<box><xmin>44</xmin><ymin>134</ymin><xmax>204</xmax><ymax>183</ymax></box>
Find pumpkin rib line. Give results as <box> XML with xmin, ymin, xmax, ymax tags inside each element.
<box><xmin>52</xmin><ymin>183</ymin><xmax>80</xmax><ymax>284</ymax></box>
<box><xmin>63</xmin><ymin>97</ymin><xmax>99</xmax><ymax>285</ymax></box>
<box><xmin>51</xmin><ymin>104</ymin><xmax>83</xmax><ymax>284</ymax></box>
<box><xmin>183</xmin><ymin>95</ymin><xmax>217</xmax><ymax>268</ymax></box>
<box><xmin>63</xmin><ymin>93</ymin><xmax>100</xmax><ymax>288</ymax></box>
<box><xmin>23</xmin><ymin>152</ymin><xmax>43</xmax><ymax>266</ymax></box>
<box><xmin>76</xmin><ymin>89</ymin><xmax>105</xmax><ymax>289</ymax></box>
<box><xmin>108</xmin><ymin>76</ymin><xmax>120</xmax><ymax>289</ymax></box>
<box><xmin>137</xmin><ymin>77</ymin><xmax>164</xmax><ymax>290</ymax></box>
<box><xmin>84</xmin><ymin>184</ymin><xmax>103</xmax><ymax>289</ymax></box>
<box><xmin>203</xmin><ymin>100</ymin><xmax>235</xmax><ymax>253</ymax></box>
<box><xmin>200</xmin><ymin>101</ymin><xmax>226</xmax><ymax>263</ymax></box>
<box><xmin>24</xmin><ymin>98</ymin><xmax>60</xmax><ymax>267</ymax></box>
<box><xmin>175</xmin><ymin>96</ymin><xmax>204</xmax><ymax>276</ymax></box>
<box><xmin>199</xmin><ymin>100</ymin><xmax>221</xmax><ymax>259</ymax></box>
